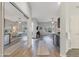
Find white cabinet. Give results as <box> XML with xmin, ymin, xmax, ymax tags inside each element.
<box><xmin>4</xmin><ymin>34</ymin><xmax>9</xmax><ymax>45</ymax></box>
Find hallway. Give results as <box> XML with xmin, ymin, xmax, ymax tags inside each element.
<box><xmin>0</xmin><ymin>2</ymin><xmax>79</xmax><ymax>57</ymax></box>
<box><xmin>31</xmin><ymin>2</ymin><xmax>60</xmax><ymax>56</ymax></box>
<box><xmin>3</xmin><ymin>2</ymin><xmax>60</xmax><ymax>57</ymax></box>
<box><xmin>32</xmin><ymin>34</ymin><xmax>60</xmax><ymax>57</ymax></box>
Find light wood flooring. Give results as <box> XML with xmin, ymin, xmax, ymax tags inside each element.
<box><xmin>4</xmin><ymin>35</ymin><xmax>60</xmax><ymax>57</ymax></box>
<box><xmin>32</xmin><ymin>35</ymin><xmax>60</xmax><ymax>57</ymax></box>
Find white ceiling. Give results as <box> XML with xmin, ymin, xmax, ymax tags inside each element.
<box><xmin>5</xmin><ymin>2</ymin><xmax>60</xmax><ymax>22</ymax></box>
<box><xmin>5</xmin><ymin>2</ymin><xmax>27</xmax><ymax>22</ymax></box>
<box><xmin>30</xmin><ymin>2</ymin><xmax>60</xmax><ymax>22</ymax></box>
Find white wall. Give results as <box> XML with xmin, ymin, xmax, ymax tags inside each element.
<box><xmin>39</xmin><ymin>22</ymin><xmax>53</xmax><ymax>35</ymax></box>
<box><xmin>21</xmin><ymin>22</ymin><xmax>27</xmax><ymax>33</ymax></box>
<box><xmin>60</xmin><ymin>2</ymin><xmax>79</xmax><ymax>56</ymax></box>
<box><xmin>66</xmin><ymin>3</ymin><xmax>79</xmax><ymax>49</ymax></box>
<box><xmin>32</xmin><ymin>18</ymin><xmax>38</xmax><ymax>38</ymax></box>
<box><xmin>4</xmin><ymin>19</ymin><xmax>14</xmax><ymax>32</ymax></box>
<box><xmin>4</xmin><ymin>19</ymin><xmax>27</xmax><ymax>33</ymax></box>
<box><xmin>0</xmin><ymin>2</ymin><xmax>3</xmax><ymax>56</ymax></box>
<box><xmin>25</xmin><ymin>3</ymin><xmax>32</xmax><ymax>48</ymax></box>
<box><xmin>14</xmin><ymin>2</ymin><xmax>32</xmax><ymax>48</ymax></box>
<box><xmin>38</xmin><ymin>20</ymin><xmax>59</xmax><ymax>36</ymax></box>
<box><xmin>60</xmin><ymin>3</ymin><xmax>70</xmax><ymax>56</ymax></box>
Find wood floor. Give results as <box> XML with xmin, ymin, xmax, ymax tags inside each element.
<box><xmin>4</xmin><ymin>35</ymin><xmax>32</xmax><ymax>57</ymax></box>
<box><xmin>8</xmin><ymin>47</ymin><xmax>32</xmax><ymax>57</ymax></box>
<box><xmin>32</xmin><ymin>35</ymin><xmax>60</xmax><ymax>57</ymax></box>
<box><xmin>4</xmin><ymin>34</ymin><xmax>60</xmax><ymax>57</ymax></box>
